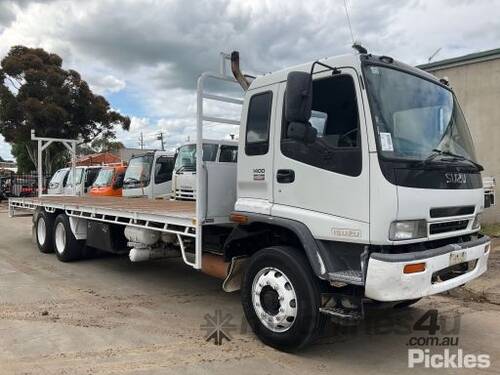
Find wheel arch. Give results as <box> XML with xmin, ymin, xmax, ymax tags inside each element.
<box><xmin>223</xmin><ymin>213</ymin><xmax>328</xmax><ymax>279</ymax></box>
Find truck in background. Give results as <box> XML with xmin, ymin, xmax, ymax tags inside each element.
<box><xmin>48</xmin><ymin>166</ymin><xmax>101</xmax><ymax>196</ymax></box>
<box><xmin>89</xmin><ymin>164</ymin><xmax>127</xmax><ymax>197</ymax></box>
<box><xmin>9</xmin><ymin>50</ymin><xmax>491</xmax><ymax>351</ymax></box>
<box><xmin>171</xmin><ymin>140</ymin><xmax>238</xmax><ymax>200</ymax></box>
<box><xmin>483</xmin><ymin>176</ymin><xmax>496</xmax><ymax>209</ymax></box>
<box><xmin>122</xmin><ymin>151</ymin><xmax>175</xmax><ymax>198</ymax></box>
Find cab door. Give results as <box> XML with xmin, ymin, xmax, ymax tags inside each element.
<box><xmin>152</xmin><ymin>154</ymin><xmax>174</xmax><ymax>197</ymax></box>
<box><xmin>272</xmin><ymin>68</ymin><xmax>370</xmax><ymax>241</ymax></box>
<box><xmin>236</xmin><ymin>85</ymin><xmax>277</xmax><ymax>214</ymax></box>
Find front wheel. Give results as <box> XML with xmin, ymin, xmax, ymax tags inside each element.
<box><xmin>241</xmin><ymin>246</ymin><xmax>325</xmax><ymax>351</ymax></box>
<box><xmin>53</xmin><ymin>214</ymin><xmax>84</xmax><ymax>262</ymax></box>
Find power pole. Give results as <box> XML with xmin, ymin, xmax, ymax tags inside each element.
<box><xmin>139</xmin><ymin>132</ymin><xmax>144</xmax><ymax>150</ymax></box>
<box><xmin>157</xmin><ymin>132</ymin><xmax>165</xmax><ymax>151</ymax></box>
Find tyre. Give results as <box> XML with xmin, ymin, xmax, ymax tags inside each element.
<box><xmin>394</xmin><ymin>298</ymin><xmax>421</xmax><ymax>309</ymax></box>
<box><xmin>35</xmin><ymin>210</ymin><xmax>55</xmax><ymax>254</ymax></box>
<box><xmin>53</xmin><ymin>214</ymin><xmax>84</xmax><ymax>262</ymax></box>
<box><xmin>241</xmin><ymin>246</ymin><xmax>325</xmax><ymax>351</ymax></box>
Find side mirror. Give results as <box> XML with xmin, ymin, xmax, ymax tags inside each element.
<box><xmin>285</xmin><ymin>71</ymin><xmax>312</xmax><ymax>123</ymax></box>
<box><xmin>113</xmin><ymin>174</ymin><xmax>124</xmax><ymax>189</ymax></box>
<box><xmin>285</xmin><ymin>71</ymin><xmax>316</xmax><ymax>144</ymax></box>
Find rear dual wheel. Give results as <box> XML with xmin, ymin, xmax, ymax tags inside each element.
<box><xmin>53</xmin><ymin>214</ymin><xmax>85</xmax><ymax>262</ymax></box>
<box><xmin>35</xmin><ymin>210</ymin><xmax>55</xmax><ymax>254</ymax></box>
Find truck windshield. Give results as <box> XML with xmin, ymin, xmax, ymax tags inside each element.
<box><xmin>65</xmin><ymin>168</ymin><xmax>84</xmax><ymax>186</ymax></box>
<box><xmin>363</xmin><ymin>65</ymin><xmax>477</xmax><ymax>163</ymax></box>
<box><xmin>49</xmin><ymin>169</ymin><xmax>68</xmax><ymax>188</ymax></box>
<box><xmin>93</xmin><ymin>168</ymin><xmax>114</xmax><ymax>187</ymax></box>
<box><xmin>124</xmin><ymin>154</ymin><xmax>153</xmax><ymax>188</ymax></box>
<box><xmin>174</xmin><ymin>144</ymin><xmax>218</xmax><ymax>172</ymax></box>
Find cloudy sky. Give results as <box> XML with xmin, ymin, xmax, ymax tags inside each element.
<box><xmin>0</xmin><ymin>0</ymin><xmax>499</xmax><ymax>159</ymax></box>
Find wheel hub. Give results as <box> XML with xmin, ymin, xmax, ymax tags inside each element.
<box><xmin>37</xmin><ymin>218</ymin><xmax>46</xmax><ymax>245</ymax></box>
<box><xmin>55</xmin><ymin>222</ymin><xmax>66</xmax><ymax>254</ymax></box>
<box><xmin>252</xmin><ymin>267</ymin><xmax>297</xmax><ymax>333</ymax></box>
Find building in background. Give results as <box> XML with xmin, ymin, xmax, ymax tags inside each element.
<box><xmin>419</xmin><ymin>48</ymin><xmax>500</xmax><ymax>223</ymax></box>
<box><xmin>75</xmin><ymin>152</ymin><xmax>121</xmax><ymax>166</ymax></box>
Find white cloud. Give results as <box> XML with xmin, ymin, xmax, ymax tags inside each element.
<box><xmin>88</xmin><ymin>74</ymin><xmax>126</xmax><ymax>95</ymax></box>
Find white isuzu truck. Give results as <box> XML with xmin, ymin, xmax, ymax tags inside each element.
<box><xmin>171</xmin><ymin>139</ymin><xmax>238</xmax><ymax>200</ymax></box>
<box><xmin>122</xmin><ymin>150</ymin><xmax>175</xmax><ymax>198</ymax></box>
<box><xmin>9</xmin><ymin>50</ymin><xmax>491</xmax><ymax>351</ymax></box>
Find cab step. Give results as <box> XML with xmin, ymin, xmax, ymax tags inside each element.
<box><xmin>319</xmin><ymin>306</ymin><xmax>363</xmax><ymax>320</ymax></box>
<box><xmin>327</xmin><ymin>270</ymin><xmax>364</xmax><ymax>286</ymax></box>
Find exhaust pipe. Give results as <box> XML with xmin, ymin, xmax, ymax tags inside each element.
<box><xmin>201</xmin><ymin>253</ymin><xmax>249</xmax><ymax>292</ymax></box>
<box><xmin>202</xmin><ymin>253</ymin><xmax>230</xmax><ymax>279</ymax></box>
<box><xmin>230</xmin><ymin>51</ymin><xmax>250</xmax><ymax>91</ymax></box>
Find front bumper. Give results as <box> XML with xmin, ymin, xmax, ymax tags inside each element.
<box><xmin>365</xmin><ymin>236</ymin><xmax>490</xmax><ymax>301</ymax></box>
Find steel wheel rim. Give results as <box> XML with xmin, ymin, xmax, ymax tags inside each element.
<box><xmin>37</xmin><ymin>217</ymin><xmax>46</xmax><ymax>246</ymax></box>
<box><xmin>251</xmin><ymin>266</ymin><xmax>298</xmax><ymax>333</ymax></box>
<box><xmin>55</xmin><ymin>222</ymin><xmax>66</xmax><ymax>254</ymax></box>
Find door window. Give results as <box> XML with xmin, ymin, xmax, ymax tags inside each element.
<box><xmin>245</xmin><ymin>91</ymin><xmax>273</xmax><ymax>156</ymax></box>
<box><xmin>155</xmin><ymin>156</ymin><xmax>174</xmax><ymax>184</ymax></box>
<box><xmin>219</xmin><ymin>145</ymin><xmax>238</xmax><ymax>162</ymax></box>
<box><xmin>281</xmin><ymin>74</ymin><xmax>362</xmax><ymax>176</ymax></box>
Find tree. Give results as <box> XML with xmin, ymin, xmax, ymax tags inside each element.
<box><xmin>0</xmin><ymin>46</ymin><xmax>130</xmax><ymax>174</ymax></box>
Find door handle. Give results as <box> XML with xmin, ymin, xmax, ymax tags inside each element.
<box><xmin>277</xmin><ymin>169</ymin><xmax>295</xmax><ymax>183</ymax></box>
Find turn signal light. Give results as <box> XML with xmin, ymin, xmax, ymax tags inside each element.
<box><xmin>403</xmin><ymin>262</ymin><xmax>426</xmax><ymax>274</ymax></box>
<box><xmin>230</xmin><ymin>213</ymin><xmax>248</xmax><ymax>224</ymax></box>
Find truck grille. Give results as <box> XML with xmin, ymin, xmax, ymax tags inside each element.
<box><xmin>430</xmin><ymin>206</ymin><xmax>475</xmax><ymax>218</ymax></box>
<box><xmin>429</xmin><ymin>220</ymin><xmax>469</xmax><ymax>235</ymax></box>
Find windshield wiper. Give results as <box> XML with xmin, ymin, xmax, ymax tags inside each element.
<box><xmin>422</xmin><ymin>149</ymin><xmax>483</xmax><ymax>171</ymax></box>
<box><xmin>175</xmin><ymin>165</ymin><xmax>186</xmax><ymax>174</ymax></box>
<box><xmin>124</xmin><ymin>177</ymin><xmax>142</xmax><ymax>185</ymax></box>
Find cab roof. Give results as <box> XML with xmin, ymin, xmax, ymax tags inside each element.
<box><xmin>248</xmin><ymin>53</ymin><xmax>443</xmax><ymax>91</ymax></box>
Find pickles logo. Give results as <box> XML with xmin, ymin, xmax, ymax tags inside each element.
<box><xmin>200</xmin><ymin>310</ymin><xmax>237</xmax><ymax>345</ymax></box>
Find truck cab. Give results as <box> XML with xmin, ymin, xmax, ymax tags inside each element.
<box><xmin>89</xmin><ymin>164</ymin><xmax>127</xmax><ymax>197</ymax></box>
<box><xmin>47</xmin><ymin>168</ymin><xmax>69</xmax><ymax>195</ymax></box>
<box><xmin>222</xmin><ymin>51</ymin><xmax>490</xmax><ymax>348</ymax></box>
<box><xmin>63</xmin><ymin>166</ymin><xmax>101</xmax><ymax>196</ymax></box>
<box><xmin>122</xmin><ymin>151</ymin><xmax>174</xmax><ymax>198</ymax></box>
<box><xmin>171</xmin><ymin>140</ymin><xmax>238</xmax><ymax>200</ymax></box>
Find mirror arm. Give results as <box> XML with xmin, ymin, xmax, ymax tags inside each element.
<box><xmin>310</xmin><ymin>60</ymin><xmax>340</xmax><ymax>76</ymax></box>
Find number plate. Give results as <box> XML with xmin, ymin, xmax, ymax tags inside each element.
<box><xmin>449</xmin><ymin>251</ymin><xmax>467</xmax><ymax>266</ymax></box>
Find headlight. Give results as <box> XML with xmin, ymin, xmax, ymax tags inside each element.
<box><xmin>472</xmin><ymin>214</ymin><xmax>481</xmax><ymax>230</ymax></box>
<box><xmin>389</xmin><ymin>220</ymin><xmax>427</xmax><ymax>241</ymax></box>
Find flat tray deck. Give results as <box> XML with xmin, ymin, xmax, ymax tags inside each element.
<box><xmin>9</xmin><ymin>196</ymin><xmax>196</xmax><ymax>221</ymax></box>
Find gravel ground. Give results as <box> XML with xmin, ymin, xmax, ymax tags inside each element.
<box><xmin>0</xmin><ymin>205</ymin><xmax>499</xmax><ymax>374</ymax></box>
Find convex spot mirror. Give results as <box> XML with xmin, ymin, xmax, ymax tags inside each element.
<box><xmin>285</xmin><ymin>71</ymin><xmax>317</xmax><ymax>144</ymax></box>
